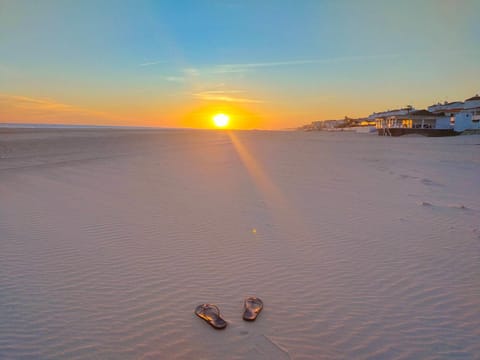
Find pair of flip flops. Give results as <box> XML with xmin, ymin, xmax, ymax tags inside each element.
<box><xmin>195</xmin><ymin>297</ymin><xmax>263</xmax><ymax>330</ymax></box>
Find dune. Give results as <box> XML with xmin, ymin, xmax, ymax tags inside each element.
<box><xmin>1</xmin><ymin>128</ymin><xmax>479</xmax><ymax>359</ymax></box>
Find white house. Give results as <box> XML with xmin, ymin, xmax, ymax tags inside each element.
<box><xmin>454</xmin><ymin>95</ymin><xmax>480</xmax><ymax>132</ymax></box>
<box><xmin>428</xmin><ymin>101</ymin><xmax>464</xmax><ymax>129</ymax></box>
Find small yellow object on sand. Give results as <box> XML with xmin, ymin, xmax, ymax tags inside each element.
<box><xmin>252</xmin><ymin>228</ymin><xmax>257</xmax><ymax>234</ymax></box>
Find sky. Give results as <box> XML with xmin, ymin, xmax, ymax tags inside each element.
<box><xmin>1</xmin><ymin>0</ymin><xmax>479</xmax><ymax>129</ymax></box>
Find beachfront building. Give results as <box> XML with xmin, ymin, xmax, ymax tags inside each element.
<box><xmin>370</xmin><ymin>106</ymin><xmax>457</xmax><ymax>136</ymax></box>
<box><xmin>370</xmin><ymin>107</ymin><xmax>410</xmax><ymax>135</ymax></box>
<box><xmin>453</xmin><ymin>95</ymin><xmax>480</xmax><ymax>132</ymax></box>
<box><xmin>371</xmin><ymin>95</ymin><xmax>480</xmax><ymax>136</ymax></box>
<box><xmin>428</xmin><ymin>95</ymin><xmax>480</xmax><ymax>132</ymax></box>
<box><xmin>369</xmin><ymin>107</ymin><xmax>413</xmax><ymax>121</ymax></box>
<box><xmin>299</xmin><ymin>120</ymin><xmax>344</xmax><ymax>131</ymax></box>
<box><xmin>428</xmin><ymin>101</ymin><xmax>464</xmax><ymax>129</ymax></box>
<box><xmin>322</xmin><ymin>119</ymin><xmax>347</xmax><ymax>129</ymax></box>
<box><xmin>300</xmin><ymin>94</ymin><xmax>480</xmax><ymax>135</ymax></box>
<box><xmin>301</xmin><ymin>119</ymin><xmax>347</xmax><ymax>131</ymax></box>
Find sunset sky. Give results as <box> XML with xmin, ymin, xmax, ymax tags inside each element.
<box><xmin>1</xmin><ymin>0</ymin><xmax>479</xmax><ymax>129</ymax></box>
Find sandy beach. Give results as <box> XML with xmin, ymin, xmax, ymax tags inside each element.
<box><xmin>1</xmin><ymin>128</ymin><xmax>479</xmax><ymax>359</ymax></box>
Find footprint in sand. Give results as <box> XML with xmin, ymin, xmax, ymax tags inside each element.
<box><xmin>448</xmin><ymin>204</ymin><xmax>470</xmax><ymax>211</ymax></box>
<box><xmin>420</xmin><ymin>201</ymin><xmax>433</xmax><ymax>207</ymax></box>
<box><xmin>420</xmin><ymin>178</ymin><xmax>443</xmax><ymax>187</ymax></box>
<box><xmin>399</xmin><ymin>174</ymin><xmax>419</xmax><ymax>180</ymax></box>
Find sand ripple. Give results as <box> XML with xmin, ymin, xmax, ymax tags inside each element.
<box><xmin>1</xmin><ymin>130</ymin><xmax>479</xmax><ymax>359</ymax></box>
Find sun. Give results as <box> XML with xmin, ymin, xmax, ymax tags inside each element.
<box><xmin>213</xmin><ymin>113</ymin><xmax>230</xmax><ymax>128</ymax></box>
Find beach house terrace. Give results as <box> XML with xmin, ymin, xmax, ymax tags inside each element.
<box><xmin>372</xmin><ymin>108</ymin><xmax>456</xmax><ymax>136</ymax></box>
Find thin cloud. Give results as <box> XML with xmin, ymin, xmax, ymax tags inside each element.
<box><xmin>0</xmin><ymin>94</ymin><xmax>76</xmax><ymax>112</ymax></box>
<box><xmin>215</xmin><ymin>59</ymin><xmax>319</xmax><ymax>73</ymax></box>
<box><xmin>139</xmin><ymin>60</ymin><xmax>168</xmax><ymax>67</ymax></box>
<box><xmin>0</xmin><ymin>93</ymin><xmax>119</xmax><ymax>122</ymax></box>
<box><xmin>213</xmin><ymin>54</ymin><xmax>401</xmax><ymax>73</ymax></box>
<box><xmin>163</xmin><ymin>76</ymin><xmax>185</xmax><ymax>83</ymax></box>
<box><xmin>193</xmin><ymin>90</ymin><xmax>264</xmax><ymax>103</ymax></box>
<box><xmin>183</xmin><ymin>68</ymin><xmax>200</xmax><ymax>77</ymax></box>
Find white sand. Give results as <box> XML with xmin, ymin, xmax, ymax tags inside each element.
<box><xmin>1</xmin><ymin>129</ymin><xmax>479</xmax><ymax>359</ymax></box>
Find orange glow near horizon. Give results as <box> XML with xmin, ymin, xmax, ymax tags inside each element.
<box><xmin>178</xmin><ymin>102</ymin><xmax>265</xmax><ymax>129</ymax></box>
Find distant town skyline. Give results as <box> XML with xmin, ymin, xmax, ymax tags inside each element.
<box><xmin>1</xmin><ymin>0</ymin><xmax>479</xmax><ymax>129</ymax></box>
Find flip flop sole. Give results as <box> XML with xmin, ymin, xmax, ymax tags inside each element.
<box><xmin>195</xmin><ymin>304</ymin><xmax>227</xmax><ymax>329</ymax></box>
<box><xmin>243</xmin><ymin>297</ymin><xmax>263</xmax><ymax>321</ymax></box>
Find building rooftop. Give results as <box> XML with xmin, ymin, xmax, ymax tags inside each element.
<box><xmin>410</xmin><ymin>109</ymin><xmax>435</xmax><ymax>116</ymax></box>
<box><xmin>465</xmin><ymin>95</ymin><xmax>480</xmax><ymax>101</ymax></box>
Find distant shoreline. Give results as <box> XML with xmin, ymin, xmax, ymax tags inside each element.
<box><xmin>0</xmin><ymin>123</ymin><xmax>168</xmax><ymax>130</ymax></box>
<box><xmin>0</xmin><ymin>123</ymin><xmax>282</xmax><ymax>132</ymax></box>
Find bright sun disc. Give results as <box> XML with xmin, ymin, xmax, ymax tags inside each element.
<box><xmin>213</xmin><ymin>113</ymin><xmax>229</xmax><ymax>127</ymax></box>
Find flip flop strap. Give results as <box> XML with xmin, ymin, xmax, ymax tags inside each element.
<box><xmin>246</xmin><ymin>297</ymin><xmax>262</xmax><ymax>306</ymax></box>
<box><xmin>198</xmin><ymin>303</ymin><xmax>220</xmax><ymax>315</ymax></box>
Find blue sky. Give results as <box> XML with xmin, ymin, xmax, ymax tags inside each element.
<box><xmin>1</xmin><ymin>0</ymin><xmax>479</xmax><ymax>128</ymax></box>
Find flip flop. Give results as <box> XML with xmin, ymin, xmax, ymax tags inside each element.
<box><xmin>195</xmin><ymin>304</ymin><xmax>227</xmax><ymax>329</ymax></box>
<box><xmin>243</xmin><ymin>296</ymin><xmax>263</xmax><ymax>321</ymax></box>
